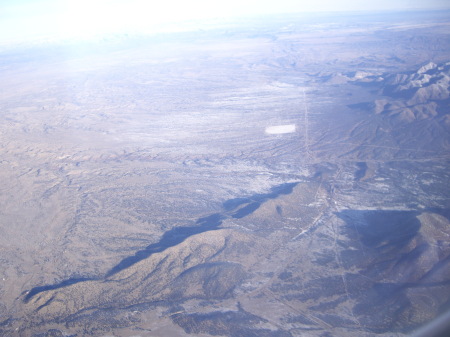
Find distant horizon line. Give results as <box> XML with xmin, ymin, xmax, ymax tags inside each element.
<box><xmin>1</xmin><ymin>7</ymin><xmax>449</xmax><ymax>49</ymax></box>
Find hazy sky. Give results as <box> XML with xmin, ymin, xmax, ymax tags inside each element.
<box><xmin>1</xmin><ymin>0</ymin><xmax>449</xmax><ymax>44</ymax></box>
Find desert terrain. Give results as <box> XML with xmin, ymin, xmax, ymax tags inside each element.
<box><xmin>0</xmin><ymin>10</ymin><xmax>449</xmax><ymax>337</ymax></box>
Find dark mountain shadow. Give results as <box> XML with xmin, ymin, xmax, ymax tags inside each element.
<box><xmin>105</xmin><ymin>213</ymin><xmax>226</xmax><ymax>277</ymax></box>
<box><xmin>24</xmin><ymin>182</ymin><xmax>299</xmax><ymax>301</ymax></box>
<box><xmin>337</xmin><ymin>209</ymin><xmax>421</xmax><ymax>249</ymax></box>
<box><xmin>24</xmin><ymin>277</ymin><xmax>94</xmax><ymax>303</ymax></box>
<box><xmin>354</xmin><ymin>162</ymin><xmax>368</xmax><ymax>181</ymax></box>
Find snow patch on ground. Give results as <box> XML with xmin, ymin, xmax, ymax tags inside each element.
<box><xmin>265</xmin><ymin>124</ymin><xmax>296</xmax><ymax>135</ymax></box>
